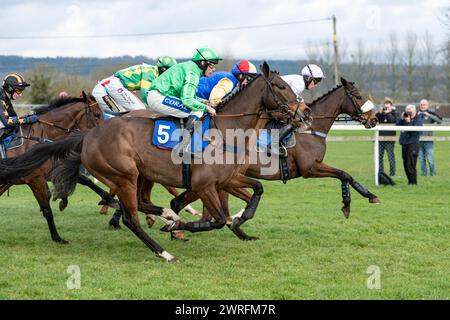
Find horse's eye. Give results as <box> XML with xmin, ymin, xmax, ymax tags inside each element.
<box><xmin>277</xmin><ymin>84</ymin><xmax>286</xmax><ymax>90</ymax></box>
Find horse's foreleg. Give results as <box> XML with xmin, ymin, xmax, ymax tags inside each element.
<box><xmin>164</xmin><ymin>185</ymin><xmax>199</xmax><ymax>216</ymax></box>
<box><xmin>28</xmin><ymin>177</ymin><xmax>68</xmax><ymax>244</ymax></box>
<box><xmin>117</xmin><ymin>179</ymin><xmax>176</xmax><ymax>262</ymax></box>
<box><xmin>307</xmin><ymin>162</ymin><xmax>380</xmax><ymax>218</ymax></box>
<box><xmin>164</xmin><ymin>185</ymin><xmax>228</xmax><ymax>234</ymax></box>
<box><xmin>0</xmin><ymin>184</ymin><xmax>12</xmax><ymax>197</ymax></box>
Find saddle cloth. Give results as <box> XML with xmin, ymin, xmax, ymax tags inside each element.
<box><xmin>152</xmin><ymin>115</ymin><xmax>211</xmax><ymax>153</ymax></box>
<box><xmin>256</xmin><ymin>120</ymin><xmax>296</xmax><ymax>153</ymax></box>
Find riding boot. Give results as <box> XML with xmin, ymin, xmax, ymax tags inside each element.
<box><xmin>277</xmin><ymin>124</ymin><xmax>295</xmax><ymax>157</ymax></box>
<box><xmin>278</xmin><ymin>123</ymin><xmax>295</xmax><ymax>144</ymax></box>
<box><xmin>178</xmin><ymin>115</ymin><xmax>197</xmax><ymax>157</ymax></box>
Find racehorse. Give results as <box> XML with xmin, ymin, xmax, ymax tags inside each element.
<box><xmin>0</xmin><ymin>93</ymin><xmax>104</xmax><ymax>243</ymax></box>
<box><xmin>0</xmin><ymin>62</ymin><xmax>310</xmax><ymax>262</ymax></box>
<box><xmin>161</xmin><ymin>78</ymin><xmax>380</xmax><ymax>239</ymax></box>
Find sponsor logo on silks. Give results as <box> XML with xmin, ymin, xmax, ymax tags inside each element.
<box><xmin>117</xmin><ymin>88</ymin><xmax>124</xmax><ymax>94</ymax></box>
<box><xmin>101</xmin><ymin>80</ymin><xmax>111</xmax><ymax>86</ymax></box>
<box><xmin>162</xmin><ymin>96</ymin><xmax>190</xmax><ymax>113</ymax></box>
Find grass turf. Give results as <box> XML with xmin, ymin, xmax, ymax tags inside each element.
<box><xmin>0</xmin><ymin>141</ymin><xmax>448</xmax><ymax>299</ymax></box>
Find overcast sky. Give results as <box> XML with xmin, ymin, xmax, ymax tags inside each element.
<box><xmin>0</xmin><ymin>0</ymin><xmax>448</xmax><ymax>60</ymax></box>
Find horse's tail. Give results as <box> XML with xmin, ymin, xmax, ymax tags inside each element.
<box><xmin>0</xmin><ymin>134</ymin><xmax>84</xmax><ymax>185</ymax></box>
<box><xmin>51</xmin><ymin>138</ymin><xmax>84</xmax><ymax>200</ymax></box>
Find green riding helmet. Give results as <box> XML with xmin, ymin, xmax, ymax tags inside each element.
<box><xmin>192</xmin><ymin>47</ymin><xmax>222</xmax><ymax>64</ymax></box>
<box><xmin>156</xmin><ymin>56</ymin><xmax>177</xmax><ymax>74</ymax></box>
<box><xmin>157</xmin><ymin>56</ymin><xmax>177</xmax><ymax>68</ymax></box>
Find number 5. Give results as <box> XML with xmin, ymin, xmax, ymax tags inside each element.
<box><xmin>157</xmin><ymin>124</ymin><xmax>171</xmax><ymax>144</ymax></box>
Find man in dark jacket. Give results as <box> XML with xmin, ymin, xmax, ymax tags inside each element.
<box><xmin>417</xmin><ymin>99</ymin><xmax>443</xmax><ymax>176</ymax></box>
<box><xmin>397</xmin><ymin>104</ymin><xmax>423</xmax><ymax>185</ymax></box>
<box><xmin>376</xmin><ymin>99</ymin><xmax>398</xmax><ymax>176</ymax></box>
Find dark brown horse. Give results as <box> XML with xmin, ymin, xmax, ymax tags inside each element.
<box><xmin>0</xmin><ymin>93</ymin><xmax>104</xmax><ymax>243</ymax></box>
<box><xmin>0</xmin><ymin>62</ymin><xmax>309</xmax><ymax>261</ymax></box>
<box><xmin>162</xmin><ymin>78</ymin><xmax>380</xmax><ymax>239</ymax></box>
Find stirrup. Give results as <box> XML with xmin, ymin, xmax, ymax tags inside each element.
<box><xmin>279</xmin><ymin>144</ymin><xmax>288</xmax><ymax>158</ymax></box>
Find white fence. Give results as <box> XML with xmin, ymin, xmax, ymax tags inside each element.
<box><xmin>329</xmin><ymin>124</ymin><xmax>450</xmax><ymax>185</ymax></box>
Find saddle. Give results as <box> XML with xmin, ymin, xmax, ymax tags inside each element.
<box><xmin>256</xmin><ymin>120</ymin><xmax>297</xmax><ymax>184</ymax></box>
<box><xmin>0</xmin><ymin>127</ymin><xmax>24</xmax><ymax>159</ymax></box>
<box><xmin>151</xmin><ymin>115</ymin><xmax>212</xmax><ymax>190</ymax></box>
<box><xmin>256</xmin><ymin>120</ymin><xmax>296</xmax><ymax>155</ymax></box>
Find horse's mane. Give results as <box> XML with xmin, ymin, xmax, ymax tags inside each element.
<box><xmin>215</xmin><ymin>74</ymin><xmax>262</xmax><ymax>112</ymax></box>
<box><xmin>310</xmin><ymin>85</ymin><xmax>343</xmax><ymax>106</ymax></box>
<box><xmin>34</xmin><ymin>96</ymin><xmax>85</xmax><ymax>115</ymax></box>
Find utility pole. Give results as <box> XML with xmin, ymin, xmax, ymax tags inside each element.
<box><xmin>332</xmin><ymin>15</ymin><xmax>339</xmax><ymax>86</ymax></box>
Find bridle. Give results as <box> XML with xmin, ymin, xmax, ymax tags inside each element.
<box><xmin>215</xmin><ymin>72</ymin><xmax>305</xmax><ymax>126</ymax></box>
<box><xmin>39</xmin><ymin>100</ymin><xmax>101</xmax><ymax>134</ymax></box>
<box><xmin>343</xmin><ymin>85</ymin><xmax>373</xmax><ymax>126</ymax></box>
<box><xmin>21</xmin><ymin>100</ymin><xmax>101</xmax><ymax>144</ymax></box>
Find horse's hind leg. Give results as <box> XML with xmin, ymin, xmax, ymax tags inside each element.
<box><xmin>28</xmin><ymin>177</ymin><xmax>68</xmax><ymax>244</ymax></box>
<box><xmin>117</xmin><ymin>180</ymin><xmax>176</xmax><ymax>262</ymax></box>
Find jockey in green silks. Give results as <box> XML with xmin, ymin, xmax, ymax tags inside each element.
<box><xmin>146</xmin><ymin>47</ymin><xmax>222</xmax><ymax>139</ymax></box>
<box><xmin>92</xmin><ymin>56</ymin><xmax>177</xmax><ymax>112</ymax></box>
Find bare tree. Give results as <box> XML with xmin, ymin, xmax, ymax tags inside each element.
<box><xmin>350</xmin><ymin>38</ymin><xmax>373</xmax><ymax>91</ymax></box>
<box><xmin>404</xmin><ymin>32</ymin><xmax>418</xmax><ymax>101</ymax></box>
<box><xmin>440</xmin><ymin>6</ymin><xmax>450</xmax><ymax>102</ymax></box>
<box><xmin>385</xmin><ymin>32</ymin><xmax>401</xmax><ymax>100</ymax></box>
<box><xmin>419</xmin><ymin>31</ymin><xmax>437</xmax><ymax>99</ymax></box>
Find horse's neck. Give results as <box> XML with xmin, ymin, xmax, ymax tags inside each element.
<box><xmin>310</xmin><ymin>88</ymin><xmax>345</xmax><ymax>134</ymax></box>
<box><xmin>37</xmin><ymin>103</ymin><xmax>84</xmax><ymax>139</ymax></box>
<box><xmin>215</xmin><ymin>80</ymin><xmax>266</xmax><ymax>133</ymax></box>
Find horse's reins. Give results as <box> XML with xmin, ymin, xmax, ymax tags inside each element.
<box><xmin>18</xmin><ymin>100</ymin><xmax>99</xmax><ymax>143</ymax></box>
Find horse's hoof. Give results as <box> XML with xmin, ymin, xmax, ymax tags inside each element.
<box><xmin>157</xmin><ymin>251</ymin><xmax>178</xmax><ymax>263</ymax></box>
<box><xmin>59</xmin><ymin>201</ymin><xmax>68</xmax><ymax>212</ymax></box>
<box><xmin>146</xmin><ymin>216</ymin><xmax>156</xmax><ymax>228</ymax></box>
<box><xmin>170</xmin><ymin>231</ymin><xmax>188</xmax><ymax>241</ymax></box>
<box><xmin>341</xmin><ymin>207</ymin><xmax>350</xmax><ymax>219</ymax></box>
<box><xmin>99</xmin><ymin>206</ymin><xmax>109</xmax><ymax>215</ymax></box>
<box><xmin>55</xmin><ymin>238</ymin><xmax>70</xmax><ymax>245</ymax></box>
<box><xmin>160</xmin><ymin>221</ymin><xmax>179</xmax><ymax>232</ymax></box>
<box><xmin>369</xmin><ymin>197</ymin><xmax>381</xmax><ymax>204</ymax></box>
<box><xmin>108</xmin><ymin>220</ymin><xmax>121</xmax><ymax>230</ymax></box>
<box><xmin>244</xmin><ymin>236</ymin><xmax>259</xmax><ymax>241</ymax></box>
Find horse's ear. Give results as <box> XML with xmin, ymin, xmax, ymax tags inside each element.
<box><xmin>81</xmin><ymin>91</ymin><xmax>88</xmax><ymax>101</ymax></box>
<box><xmin>340</xmin><ymin>77</ymin><xmax>348</xmax><ymax>86</ymax></box>
<box><xmin>261</xmin><ymin>61</ymin><xmax>270</xmax><ymax>77</ymax></box>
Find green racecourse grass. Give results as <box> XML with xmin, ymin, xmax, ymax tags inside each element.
<box><xmin>0</xmin><ymin>140</ymin><xmax>449</xmax><ymax>300</ymax></box>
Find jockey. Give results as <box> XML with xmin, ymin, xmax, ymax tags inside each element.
<box><xmin>0</xmin><ymin>73</ymin><xmax>38</xmax><ymax>157</ymax></box>
<box><xmin>196</xmin><ymin>60</ymin><xmax>258</xmax><ymax>106</ymax></box>
<box><xmin>146</xmin><ymin>46</ymin><xmax>222</xmax><ymax>138</ymax></box>
<box><xmin>92</xmin><ymin>56</ymin><xmax>177</xmax><ymax>112</ymax></box>
<box><xmin>278</xmin><ymin>64</ymin><xmax>325</xmax><ymax>141</ymax></box>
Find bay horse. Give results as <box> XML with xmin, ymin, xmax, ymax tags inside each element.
<box><xmin>0</xmin><ymin>92</ymin><xmax>104</xmax><ymax>243</ymax></box>
<box><xmin>0</xmin><ymin>62</ymin><xmax>310</xmax><ymax>262</ymax></box>
<box><xmin>161</xmin><ymin>78</ymin><xmax>380</xmax><ymax>239</ymax></box>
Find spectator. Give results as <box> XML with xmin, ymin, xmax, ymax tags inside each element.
<box><xmin>397</xmin><ymin>104</ymin><xmax>423</xmax><ymax>185</ymax></box>
<box><xmin>417</xmin><ymin>99</ymin><xmax>443</xmax><ymax>176</ymax></box>
<box><xmin>58</xmin><ymin>91</ymin><xmax>69</xmax><ymax>98</ymax></box>
<box><xmin>376</xmin><ymin>98</ymin><xmax>398</xmax><ymax>176</ymax></box>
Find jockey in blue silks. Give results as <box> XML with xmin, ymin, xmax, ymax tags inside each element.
<box><xmin>196</xmin><ymin>60</ymin><xmax>258</xmax><ymax>107</ymax></box>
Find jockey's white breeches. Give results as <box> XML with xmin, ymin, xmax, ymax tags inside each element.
<box><xmin>145</xmin><ymin>90</ymin><xmax>204</xmax><ymax>119</ymax></box>
<box><xmin>92</xmin><ymin>76</ymin><xmax>146</xmax><ymax>112</ymax></box>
